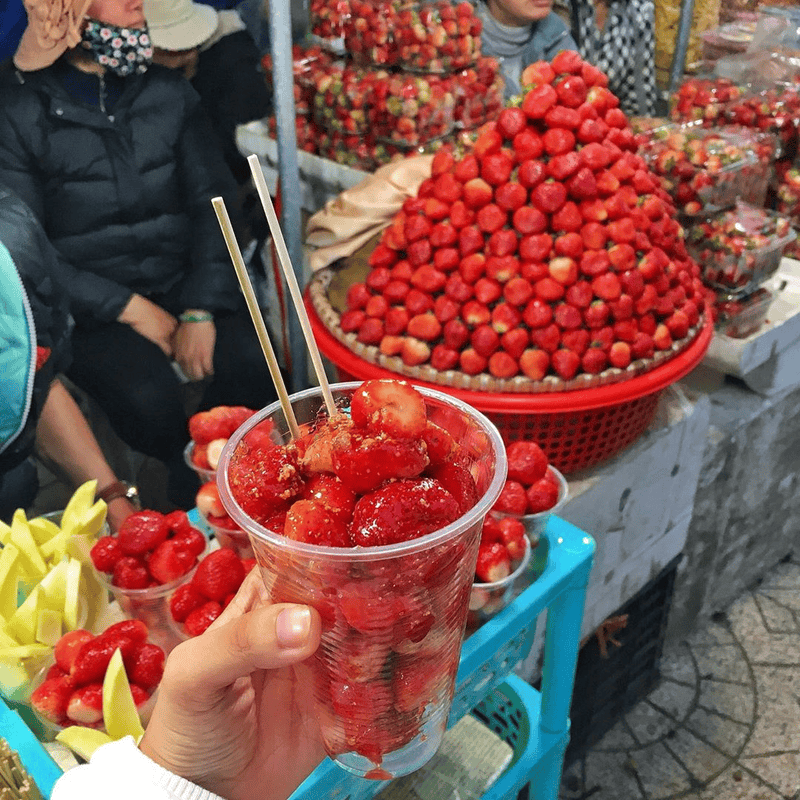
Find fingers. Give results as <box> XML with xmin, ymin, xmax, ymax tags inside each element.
<box><xmin>163</xmin><ymin>602</ymin><xmax>321</xmax><ymax>698</ymax></box>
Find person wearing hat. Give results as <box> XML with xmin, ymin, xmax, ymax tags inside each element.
<box><xmin>0</xmin><ymin>0</ymin><xmax>278</xmax><ymax>510</ymax></box>
<box><xmin>145</xmin><ymin>0</ymin><xmax>270</xmax><ymax>186</ymax></box>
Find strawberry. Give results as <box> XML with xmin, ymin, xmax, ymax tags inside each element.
<box><xmin>350</xmin><ymin>478</ymin><xmax>461</xmax><ymax>547</ymax></box>
<box><xmin>489</xmin><ymin>351</ymin><xmax>519</xmax><ymax>378</ymax></box>
<box><xmin>544</xmin><ymin>105</ymin><xmax>581</xmax><ymax>130</ymax></box>
<box><xmin>475</xmin><ymin>542</ymin><xmax>511</xmax><ymax>583</ymax></box>
<box><xmin>55</xmin><ymin>629</ymin><xmax>94</xmax><ymax>673</ymax></box>
<box><xmin>462</xmin><ymin>177</ymin><xmax>493</xmax><ymax>209</ymax></box>
<box><xmin>393</xmin><ymin>655</ymin><xmax>443</xmax><ymax>713</ymax></box>
<box><xmin>90</xmin><ymin>536</ymin><xmax>122</xmax><ymax>574</ymax></box>
<box><xmin>117</xmin><ymin>510</ymin><xmax>170</xmax><ymax>556</ymax></box>
<box><xmin>506</xmin><ymin>440</ymin><xmax>548</xmax><ymax>484</ymax></box>
<box><xmin>103</xmin><ymin>619</ymin><xmax>149</xmax><ymax>645</ymax></box>
<box><xmin>493</xmin><ymin>479</ymin><xmax>528</xmax><ymax>515</ymax></box>
<box><xmin>543</xmin><ymin>127</ymin><xmax>575</xmax><ymax>156</ymax></box>
<box><xmin>170</xmin><ymin>582</ymin><xmax>205</xmax><ymax>622</ymax></box>
<box><xmin>495</xmin><ymin>182</ymin><xmax>528</xmax><ymax>212</ymax></box>
<box><xmin>522</xmin><ymin>83</ymin><xmax>557</xmax><ymax>119</ymax></box>
<box><xmin>184</xmin><ymin>601</ymin><xmax>223</xmax><ymax>637</ymax></box>
<box><xmin>512</xmin><ymin>129</ymin><xmax>544</xmax><ymax>162</ymax></box>
<box><xmin>426</xmin><ymin>462</ymin><xmax>478</xmax><ymax>514</ymax></box>
<box><xmin>521</xmin><ymin>60</ymin><xmax>556</xmax><ymax>86</ymax></box>
<box><xmin>128</xmin><ymin>643</ymin><xmax>165</xmax><ymax>690</ymax></box>
<box><xmin>173</xmin><ymin>527</ymin><xmax>207</xmax><ymax>558</ymax></box>
<box><xmin>551</xmin><ymin>348</ymin><xmax>581</xmax><ymax>380</ymax></box>
<box><xmin>148</xmin><ymin>540</ymin><xmax>196</xmax><ymax>585</ymax></box>
<box><xmin>531</xmin><ymin>181</ymin><xmax>567</xmax><ymax>213</ymax></box>
<box><xmin>285</xmin><ymin>499</ymin><xmax>351</xmax><ymax>547</ymax></box>
<box><xmin>512</xmin><ymin>206</ymin><xmax>547</xmax><ymax>235</ymax></box>
<box><xmin>189</xmin><ymin>407</ymin><xmax>230</xmax><ymax>445</ymax></box>
<box><xmin>497</xmin><ymin>516</ymin><xmax>527</xmax><ymax>560</ymax></box>
<box><xmin>67</xmin><ymin>683</ymin><xmax>104</xmax><ymax>725</ymax></box>
<box><xmin>481</xmin><ymin>151</ymin><xmax>514</xmax><ymax>186</ymax></box>
<box><xmin>527</xmin><ymin>477</ymin><xmax>560</xmax><ymax>513</ymax></box>
<box><xmin>609</xmin><ymin>340</ymin><xmax>632</xmax><ymax>368</ymax></box>
<box><xmin>518</xmin><ymin>159</ymin><xmax>547</xmax><ymax>189</ymax></box>
<box><xmin>351</xmin><ymin>379</ymin><xmax>426</xmax><ymax>439</ymax></box>
<box><xmin>561</xmin><ymin>329</ymin><xmax>590</xmax><ymax>355</ymax></box>
<box><xmin>476</xmin><ymin>203</ymin><xmax>507</xmax><ymax>233</ymax></box>
<box><xmin>113</xmin><ymin>556</ymin><xmax>150</xmax><ymax>589</ymax></box>
<box><xmin>520</xmin><ymin>347</ymin><xmax>550</xmax><ymax>380</ymax></box>
<box><xmin>193</xmin><ymin>548</ymin><xmax>246</xmax><ymax>601</ymax></box>
<box><xmin>71</xmin><ymin>636</ymin><xmax>126</xmax><ymax>685</ymax></box>
<box><xmin>496</xmin><ymin>107</ymin><xmax>527</xmax><ymax>139</ymax></box>
<box><xmin>551</xmin><ymin>49</ymin><xmax>583</xmax><ymax>75</ymax></box>
<box><xmin>582</xmin><ymin>347</ymin><xmax>608</xmax><ymax>374</ymax></box>
<box><xmin>421</xmin><ymin>421</ymin><xmax>457</xmax><ymax>467</ymax></box>
<box><xmin>31</xmin><ymin>677</ymin><xmax>74</xmax><ymax>724</ymax></box>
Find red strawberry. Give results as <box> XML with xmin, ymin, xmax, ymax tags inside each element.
<box><xmin>285</xmin><ymin>499</ymin><xmax>351</xmax><ymax>547</ymax></box>
<box><xmin>551</xmin><ymin>50</ymin><xmax>584</xmax><ymax>75</ymax></box>
<box><xmin>556</xmin><ymin>75</ymin><xmax>588</xmax><ymax>107</ymax></box>
<box><xmin>103</xmin><ymin>619</ymin><xmax>148</xmax><ymax>645</ymax></box>
<box><xmin>513</xmin><ymin>129</ymin><xmax>544</xmax><ymax>161</ymax></box>
<box><xmin>496</xmin><ymin>107</ymin><xmax>527</xmax><ymax>139</ymax></box>
<box><xmin>531</xmin><ymin>181</ymin><xmax>567</xmax><ymax>213</ymax></box>
<box><xmin>90</xmin><ymin>536</ymin><xmax>122</xmax><ymax>574</ymax></box>
<box><xmin>527</xmin><ymin>477</ymin><xmax>560</xmax><ymax>513</ymax></box>
<box><xmin>351</xmin><ymin>379</ymin><xmax>426</xmax><ymax>440</ymax></box>
<box><xmin>481</xmin><ymin>151</ymin><xmax>514</xmax><ymax>186</ymax></box>
<box><xmin>462</xmin><ymin>177</ymin><xmax>494</xmax><ymax>209</ymax></box>
<box><xmin>520</xmin><ymin>347</ymin><xmax>550</xmax><ymax>380</ymax></box>
<box><xmin>128</xmin><ymin>643</ymin><xmax>165</xmax><ymax>690</ymax></box>
<box><xmin>184</xmin><ymin>601</ymin><xmax>223</xmax><ymax>637</ymax></box>
<box><xmin>55</xmin><ymin>629</ymin><xmax>94</xmax><ymax>673</ymax></box>
<box><xmin>193</xmin><ymin>548</ymin><xmax>246</xmax><ymax>601</ymax></box>
<box><xmin>148</xmin><ymin>539</ymin><xmax>196</xmax><ymax>585</ymax></box>
<box><xmin>475</xmin><ymin>541</ymin><xmax>511</xmax><ymax>583</ymax></box>
<box><xmin>552</xmin><ymin>348</ymin><xmax>581</xmax><ymax>380</ymax></box>
<box><xmin>543</xmin><ymin>127</ymin><xmax>575</xmax><ymax>156</ymax></box>
<box><xmin>116</xmin><ymin>510</ymin><xmax>169</xmax><ymax>556</ymax></box>
<box><xmin>170</xmin><ymin>582</ymin><xmax>206</xmax><ymax>622</ymax></box>
<box><xmin>31</xmin><ymin>677</ymin><xmax>74</xmax><ymax>724</ymax></box>
<box><xmin>493</xmin><ymin>479</ymin><xmax>528</xmax><ymax>515</ymax></box>
<box><xmin>522</xmin><ymin>83</ymin><xmax>557</xmax><ymax>119</ymax></box>
<box><xmin>506</xmin><ymin>440</ymin><xmax>548</xmax><ymax>484</ymax></box>
<box><xmin>112</xmin><ymin>556</ymin><xmax>150</xmax><ymax>590</ymax></box>
<box><xmin>350</xmin><ymin>478</ymin><xmax>460</xmax><ymax>547</ymax></box>
<box><xmin>497</xmin><ymin>516</ymin><xmax>527</xmax><ymax>560</ymax></box>
<box><xmin>71</xmin><ymin>636</ymin><xmax>126</xmax><ymax>685</ymax></box>
<box><xmin>67</xmin><ymin>683</ymin><xmax>104</xmax><ymax>725</ymax></box>
<box><xmin>189</xmin><ymin>407</ymin><xmax>230</xmax><ymax>445</ymax></box>
<box><xmin>426</xmin><ymin>462</ymin><xmax>478</xmax><ymax>514</ymax></box>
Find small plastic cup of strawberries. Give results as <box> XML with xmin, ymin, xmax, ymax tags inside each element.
<box><xmin>185</xmin><ymin>405</ymin><xmax>259</xmax><ymax>483</ymax></box>
<box><xmin>29</xmin><ymin>620</ymin><xmax>164</xmax><ymax>740</ymax></box>
<box><xmin>196</xmin><ymin>480</ymin><xmax>254</xmax><ymax>559</ymax></box>
<box><xmin>216</xmin><ymin>379</ymin><xmax>507</xmax><ymax>779</ymax></box>
<box><xmin>89</xmin><ymin>510</ymin><xmax>209</xmax><ymax>653</ymax></box>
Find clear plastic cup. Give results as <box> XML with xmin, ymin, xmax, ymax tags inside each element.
<box><xmin>217</xmin><ymin>382</ymin><xmax>507</xmax><ymax>779</ymax></box>
<box><xmin>183</xmin><ymin>441</ymin><xmax>216</xmax><ymax>484</ymax></box>
<box><xmin>195</xmin><ymin>508</ymin><xmax>254</xmax><ymax>559</ymax></box>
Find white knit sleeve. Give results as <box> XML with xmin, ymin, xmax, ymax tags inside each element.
<box><xmin>51</xmin><ymin>737</ymin><xmax>226</xmax><ymax>800</ymax></box>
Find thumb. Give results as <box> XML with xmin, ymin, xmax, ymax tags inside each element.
<box><xmin>163</xmin><ymin>603</ymin><xmax>321</xmax><ymax>698</ymax></box>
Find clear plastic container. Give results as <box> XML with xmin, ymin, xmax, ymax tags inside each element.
<box><xmin>370</xmin><ymin>72</ymin><xmax>457</xmax><ymax>146</ymax></box>
<box><xmin>310</xmin><ymin>0</ymin><xmax>351</xmax><ymax>41</ymax></box>
<box><xmin>343</xmin><ymin>0</ymin><xmax>481</xmax><ymax>73</ymax></box>
<box><xmin>196</xmin><ymin>507</ymin><xmax>253</xmax><ymax>560</ymax></box>
<box><xmin>669</xmin><ymin>75</ymin><xmax>745</xmax><ymax>126</ymax></box>
<box><xmin>713</xmin><ymin>286</ymin><xmax>775</xmax><ymax>338</ymax></box>
<box><xmin>183</xmin><ymin>441</ymin><xmax>215</xmax><ymax>484</ymax></box>
<box><xmin>685</xmin><ymin>201</ymin><xmax>796</xmax><ymax>293</ymax></box>
<box><xmin>312</xmin><ymin>64</ymin><xmax>389</xmax><ymax>135</ymax></box>
<box><xmin>466</xmin><ymin>534</ymin><xmax>531</xmax><ymax>634</ymax></box>
<box><xmin>639</xmin><ymin>123</ymin><xmax>769</xmax><ymax>216</ymax></box>
<box><xmin>453</xmin><ymin>56</ymin><xmax>504</xmax><ymax>131</ymax></box>
<box><xmin>217</xmin><ymin>382</ymin><xmax>507</xmax><ymax>779</ymax></box>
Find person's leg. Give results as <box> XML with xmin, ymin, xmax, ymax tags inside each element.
<box><xmin>199</xmin><ymin>310</ymin><xmax>280</xmax><ymax>412</ymax></box>
<box><xmin>66</xmin><ymin>322</ymin><xmax>198</xmax><ymax>508</ymax></box>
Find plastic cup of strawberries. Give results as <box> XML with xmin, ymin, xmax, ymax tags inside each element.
<box><xmin>216</xmin><ymin>379</ymin><xmax>507</xmax><ymax>779</ymax></box>
<box><xmin>90</xmin><ymin>510</ymin><xmax>209</xmax><ymax>653</ymax></box>
<box><xmin>29</xmin><ymin>620</ymin><xmax>164</xmax><ymax>739</ymax></box>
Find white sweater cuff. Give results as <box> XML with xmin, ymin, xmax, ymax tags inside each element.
<box><xmin>51</xmin><ymin>736</ymin><xmax>225</xmax><ymax>800</ymax></box>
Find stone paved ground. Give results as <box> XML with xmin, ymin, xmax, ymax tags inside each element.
<box><xmin>560</xmin><ymin>556</ymin><xmax>800</xmax><ymax>800</ymax></box>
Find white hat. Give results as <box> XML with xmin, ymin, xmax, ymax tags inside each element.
<box><xmin>144</xmin><ymin>0</ymin><xmax>218</xmax><ymax>51</ymax></box>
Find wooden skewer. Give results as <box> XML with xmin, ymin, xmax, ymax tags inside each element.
<box><xmin>211</xmin><ymin>196</ymin><xmax>301</xmax><ymax>441</ymax></box>
<box><xmin>247</xmin><ymin>154</ymin><xmax>337</xmax><ymax>418</ymax></box>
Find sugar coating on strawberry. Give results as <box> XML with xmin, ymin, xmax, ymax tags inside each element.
<box><xmin>54</xmin><ymin>629</ymin><xmax>94</xmax><ymax>673</ymax></box>
<box><xmin>475</xmin><ymin>541</ymin><xmax>511</xmax><ymax>583</ymax></box>
<box><xmin>492</xmin><ymin>479</ymin><xmax>528</xmax><ymax>515</ymax></box>
<box><xmin>351</xmin><ymin>380</ymin><xmax>427</xmax><ymax>439</ymax></box>
<box><xmin>285</xmin><ymin>499</ymin><xmax>351</xmax><ymax>547</ymax></box>
<box><xmin>350</xmin><ymin>478</ymin><xmax>461</xmax><ymax>547</ymax></box>
<box><xmin>67</xmin><ymin>683</ymin><xmax>104</xmax><ymax>725</ymax></box>
<box><xmin>31</xmin><ymin>676</ymin><xmax>74</xmax><ymax>724</ymax></box>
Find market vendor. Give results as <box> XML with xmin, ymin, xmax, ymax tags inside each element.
<box><xmin>0</xmin><ymin>0</ymin><xmax>278</xmax><ymax>510</ymax></box>
<box><xmin>475</xmin><ymin>0</ymin><xmax>578</xmax><ymax>99</ymax></box>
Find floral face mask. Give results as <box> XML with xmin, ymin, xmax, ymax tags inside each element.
<box><xmin>80</xmin><ymin>18</ymin><xmax>153</xmax><ymax>76</ymax></box>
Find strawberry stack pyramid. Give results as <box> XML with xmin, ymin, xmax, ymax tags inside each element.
<box><xmin>317</xmin><ymin>51</ymin><xmax>708</xmax><ymax>387</ymax></box>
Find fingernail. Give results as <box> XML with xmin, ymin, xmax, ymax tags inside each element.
<box><xmin>276</xmin><ymin>607</ymin><xmax>311</xmax><ymax>648</ymax></box>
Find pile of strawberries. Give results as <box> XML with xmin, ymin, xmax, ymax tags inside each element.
<box><xmin>310</xmin><ymin>0</ymin><xmax>350</xmax><ymax>41</ymax></box>
<box><xmin>30</xmin><ymin>620</ymin><xmax>164</xmax><ymax>728</ymax></box>
<box><xmin>90</xmin><ymin>510</ymin><xmax>206</xmax><ymax>589</ymax></box>
<box><xmin>188</xmin><ymin>405</ymin><xmax>258</xmax><ymax>474</ymax></box>
<box><xmin>492</xmin><ymin>440</ymin><xmax>563</xmax><ymax>518</ymax></box>
<box><xmin>169</xmin><ymin>548</ymin><xmax>254</xmax><ymax>637</ymax></box>
<box><xmin>338</xmin><ymin>51</ymin><xmax>707</xmax><ymax>384</ymax></box>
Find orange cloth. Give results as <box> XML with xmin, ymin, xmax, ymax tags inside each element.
<box><xmin>14</xmin><ymin>0</ymin><xmax>92</xmax><ymax>71</ymax></box>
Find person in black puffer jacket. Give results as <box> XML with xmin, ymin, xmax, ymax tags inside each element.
<box><xmin>0</xmin><ymin>0</ymin><xmax>278</xmax><ymax>508</ymax></box>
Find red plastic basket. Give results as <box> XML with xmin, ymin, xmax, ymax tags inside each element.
<box><xmin>307</xmin><ymin>297</ymin><xmax>713</xmax><ymax>473</ymax></box>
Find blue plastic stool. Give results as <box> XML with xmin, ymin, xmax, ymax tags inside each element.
<box><xmin>289</xmin><ymin>515</ymin><xmax>595</xmax><ymax>800</ymax></box>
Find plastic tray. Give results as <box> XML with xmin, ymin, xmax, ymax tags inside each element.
<box><xmin>714</xmin><ymin>286</ymin><xmax>775</xmax><ymax>338</ymax></box>
<box><xmin>288</xmin><ymin>516</ymin><xmax>595</xmax><ymax>800</ymax></box>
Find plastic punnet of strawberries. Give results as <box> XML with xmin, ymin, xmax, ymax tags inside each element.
<box><xmin>30</xmin><ymin>620</ymin><xmax>164</xmax><ymax>730</ymax></box>
<box><xmin>219</xmin><ymin>378</ymin><xmax>504</xmax><ymax>778</ymax></box>
<box><xmin>337</xmin><ymin>51</ymin><xmax>708</xmax><ymax>386</ymax></box>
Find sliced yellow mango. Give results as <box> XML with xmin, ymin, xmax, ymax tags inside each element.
<box><xmin>9</xmin><ymin>510</ymin><xmax>47</xmax><ymax>578</ymax></box>
<box><xmin>71</xmin><ymin>500</ymin><xmax>107</xmax><ymax>539</ymax></box>
<box><xmin>80</xmin><ymin>566</ymin><xmax>110</xmax><ymax>634</ymax></box>
<box><xmin>0</xmin><ymin>518</ymin><xmax>11</xmax><ymax>545</ymax></box>
<box><xmin>36</xmin><ymin>608</ymin><xmax>63</xmax><ymax>646</ymax></box>
<box><xmin>56</xmin><ymin>727</ymin><xmax>114</xmax><ymax>762</ymax></box>
<box><xmin>0</xmin><ymin>545</ymin><xmax>21</xmax><ymax>620</ymax></box>
<box><xmin>38</xmin><ymin>560</ymin><xmax>69</xmax><ymax>611</ymax></box>
<box><xmin>28</xmin><ymin>516</ymin><xmax>61</xmax><ymax>545</ymax></box>
<box><xmin>63</xmin><ymin>558</ymin><xmax>82</xmax><ymax>631</ymax></box>
<box><xmin>0</xmin><ymin>642</ymin><xmax>51</xmax><ymax>660</ymax></box>
<box><xmin>103</xmin><ymin>648</ymin><xmax>144</xmax><ymax>742</ymax></box>
<box><xmin>7</xmin><ymin>585</ymin><xmax>43</xmax><ymax>644</ymax></box>
<box><xmin>60</xmin><ymin>480</ymin><xmax>98</xmax><ymax>536</ymax></box>
<box><xmin>39</xmin><ymin>531</ymin><xmax>72</xmax><ymax>565</ymax></box>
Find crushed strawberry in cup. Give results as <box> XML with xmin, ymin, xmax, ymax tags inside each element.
<box><xmin>30</xmin><ymin>620</ymin><xmax>164</xmax><ymax>732</ymax></box>
<box><xmin>90</xmin><ymin>510</ymin><xmax>207</xmax><ymax>651</ymax></box>
<box><xmin>216</xmin><ymin>379</ymin><xmax>506</xmax><ymax>778</ymax></box>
